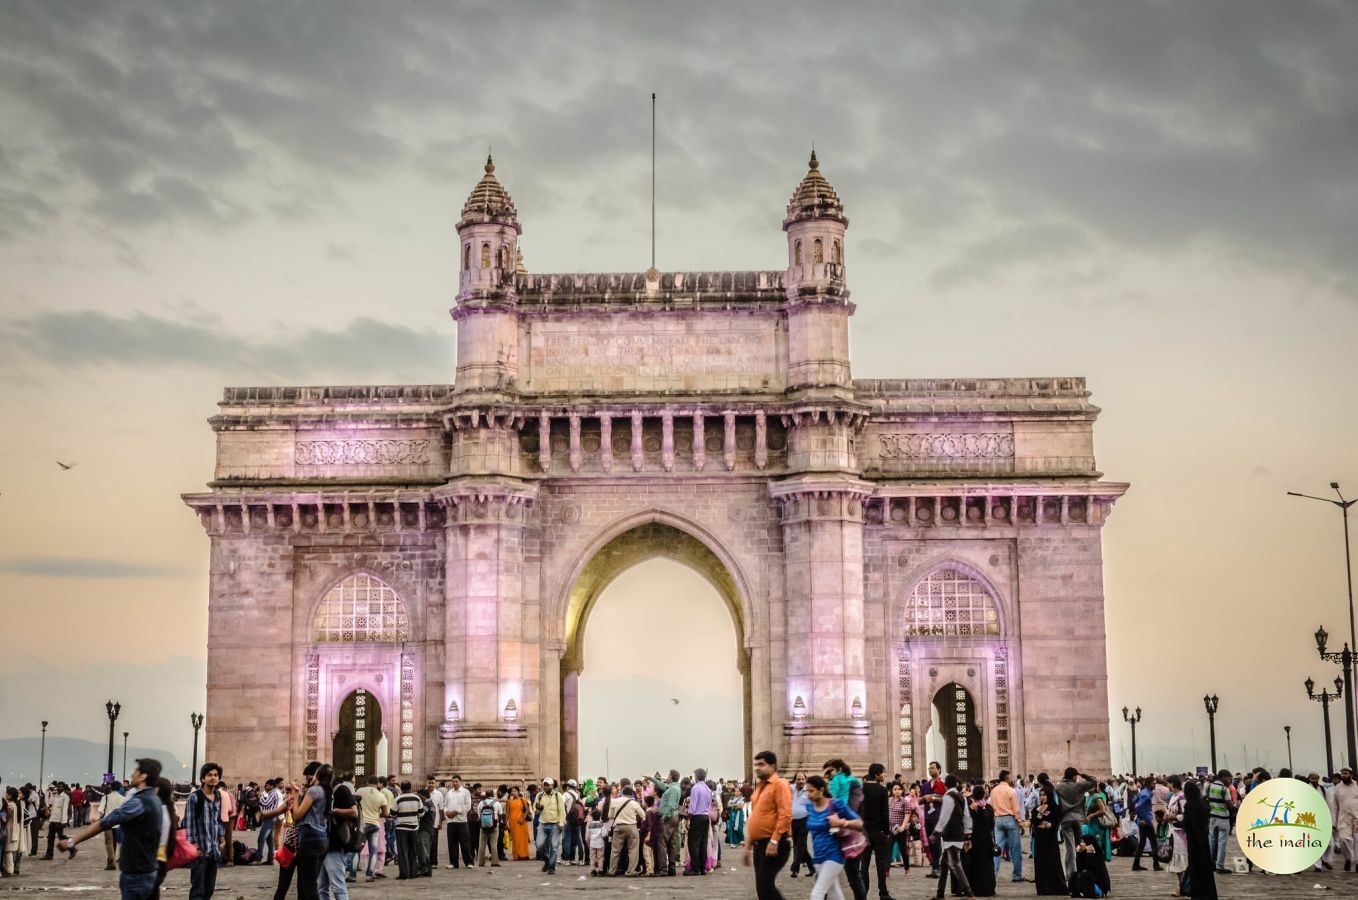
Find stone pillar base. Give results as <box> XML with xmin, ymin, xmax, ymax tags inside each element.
<box><xmin>783</xmin><ymin>719</ymin><xmax>872</xmax><ymax>776</ymax></box>
<box><xmin>436</xmin><ymin>723</ymin><xmax>536</xmax><ymax>783</ymax></box>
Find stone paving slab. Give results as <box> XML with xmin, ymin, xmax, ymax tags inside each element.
<box><xmin>2</xmin><ymin>831</ymin><xmax>1351</xmax><ymax>900</ymax></box>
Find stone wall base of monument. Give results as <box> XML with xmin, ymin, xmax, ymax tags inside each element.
<box><xmin>437</xmin><ymin>723</ymin><xmax>536</xmax><ymax>783</ymax></box>
<box><xmin>782</xmin><ymin>719</ymin><xmax>872</xmax><ymax>777</ymax></box>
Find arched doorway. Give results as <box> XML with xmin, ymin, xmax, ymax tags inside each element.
<box><xmin>577</xmin><ymin>559</ymin><xmax>742</xmax><ymax>778</ymax></box>
<box><xmin>928</xmin><ymin>682</ymin><xmax>982</xmax><ymax>781</ymax></box>
<box><xmin>559</xmin><ymin>520</ymin><xmax>752</xmax><ymax>780</ymax></box>
<box><xmin>333</xmin><ymin>687</ymin><xmax>385</xmax><ymax>778</ymax></box>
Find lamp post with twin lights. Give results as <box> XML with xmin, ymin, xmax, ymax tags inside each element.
<box><xmin>1315</xmin><ymin>625</ymin><xmax>1357</xmax><ymax>769</ymax></box>
<box><xmin>1305</xmin><ymin>675</ymin><xmax>1344</xmax><ymax>776</ymax></box>
<box><xmin>1122</xmin><ymin>706</ymin><xmax>1142</xmax><ymax>775</ymax></box>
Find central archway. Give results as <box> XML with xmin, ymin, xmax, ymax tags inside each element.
<box><xmin>559</xmin><ymin>518</ymin><xmax>752</xmax><ymax>780</ymax></box>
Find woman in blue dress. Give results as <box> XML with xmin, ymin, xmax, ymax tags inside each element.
<box><xmin>803</xmin><ymin>775</ymin><xmax>864</xmax><ymax>900</ymax></box>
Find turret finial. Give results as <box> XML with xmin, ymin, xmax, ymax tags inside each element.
<box><xmin>485</xmin><ymin>151</ymin><xmax>495</xmax><ymax>175</ymax></box>
<box><xmin>809</xmin><ymin>148</ymin><xmax>818</xmax><ymax>170</ymax></box>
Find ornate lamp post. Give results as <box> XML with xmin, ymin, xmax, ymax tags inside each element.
<box><xmin>122</xmin><ymin>731</ymin><xmax>129</xmax><ymax>780</ymax></box>
<box><xmin>1122</xmin><ymin>706</ymin><xmax>1142</xmax><ymax>775</ymax></box>
<box><xmin>1289</xmin><ymin>483</ymin><xmax>1358</xmax><ymax>756</ymax></box>
<box><xmin>1315</xmin><ymin>625</ymin><xmax>1357</xmax><ymax>768</ymax></box>
<box><xmin>104</xmin><ymin>700</ymin><xmax>121</xmax><ymax>778</ymax></box>
<box><xmin>1284</xmin><ymin>725</ymin><xmax>1293</xmax><ymax>772</ymax></box>
<box><xmin>190</xmin><ymin>712</ymin><xmax>204</xmax><ymax>780</ymax></box>
<box><xmin>1305</xmin><ymin>675</ymin><xmax>1344</xmax><ymax>775</ymax></box>
<box><xmin>1203</xmin><ymin>694</ymin><xmax>1220</xmax><ymax>771</ymax></box>
<box><xmin>39</xmin><ymin>721</ymin><xmax>48</xmax><ymax>786</ymax></box>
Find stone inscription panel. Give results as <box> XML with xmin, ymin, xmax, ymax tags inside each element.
<box><xmin>860</xmin><ymin>425</ymin><xmax>1016</xmax><ymax>477</ymax></box>
<box><xmin>521</xmin><ymin>314</ymin><xmax>783</xmax><ymax>393</ymax></box>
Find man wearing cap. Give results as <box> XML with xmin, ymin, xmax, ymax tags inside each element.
<box><xmin>562</xmin><ymin>780</ymin><xmax>583</xmax><ymax>866</ymax></box>
<box><xmin>58</xmin><ymin>759</ymin><xmax>164</xmax><ymax>900</ymax></box>
<box><xmin>1335</xmin><ymin>768</ymin><xmax>1358</xmax><ymax>871</ymax></box>
<box><xmin>535</xmin><ymin>778</ymin><xmax>566</xmax><ymax>875</ymax></box>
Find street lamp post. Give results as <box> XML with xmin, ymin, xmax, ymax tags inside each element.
<box><xmin>122</xmin><ymin>731</ymin><xmax>129</xmax><ymax>780</ymax></box>
<box><xmin>1284</xmin><ymin>725</ymin><xmax>1293</xmax><ymax>772</ymax></box>
<box><xmin>1122</xmin><ymin>706</ymin><xmax>1142</xmax><ymax>775</ymax></box>
<box><xmin>39</xmin><ymin>721</ymin><xmax>48</xmax><ymax>786</ymax></box>
<box><xmin>1289</xmin><ymin>483</ymin><xmax>1358</xmax><ymax>759</ymax></box>
<box><xmin>190</xmin><ymin>712</ymin><xmax>204</xmax><ymax>780</ymax></box>
<box><xmin>1314</xmin><ymin>625</ymin><xmax>1357</xmax><ymax>769</ymax></box>
<box><xmin>104</xmin><ymin>700</ymin><xmax>121</xmax><ymax>780</ymax></box>
<box><xmin>1203</xmin><ymin>694</ymin><xmax>1220</xmax><ymax>771</ymax></box>
<box><xmin>1306</xmin><ymin>676</ymin><xmax>1344</xmax><ymax>775</ymax></box>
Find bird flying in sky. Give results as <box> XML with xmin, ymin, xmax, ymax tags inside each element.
<box><xmin>56</xmin><ymin>461</ymin><xmax>77</xmax><ymax>470</ymax></box>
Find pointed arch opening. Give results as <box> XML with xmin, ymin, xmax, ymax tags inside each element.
<box><xmin>558</xmin><ymin>518</ymin><xmax>752</xmax><ymax>780</ymax></box>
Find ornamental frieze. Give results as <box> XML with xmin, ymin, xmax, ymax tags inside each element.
<box><xmin>296</xmin><ymin>439</ymin><xmax>432</xmax><ymax>466</ymax></box>
<box><xmin>876</xmin><ymin>432</ymin><xmax>1014</xmax><ymax>461</ymax></box>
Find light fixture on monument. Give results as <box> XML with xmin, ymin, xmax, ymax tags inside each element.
<box><xmin>503</xmin><ymin>699</ymin><xmax>518</xmax><ymax>723</ymax></box>
<box><xmin>850</xmin><ymin>697</ymin><xmax>864</xmax><ymax>719</ymax></box>
<box><xmin>447</xmin><ymin>700</ymin><xmax>461</xmax><ymax>723</ymax></box>
<box><xmin>792</xmin><ymin>696</ymin><xmax>807</xmax><ymax>720</ymax></box>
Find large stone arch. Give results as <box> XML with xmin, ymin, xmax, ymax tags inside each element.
<box><xmin>551</xmin><ymin>508</ymin><xmax>757</xmax><ymax>779</ymax></box>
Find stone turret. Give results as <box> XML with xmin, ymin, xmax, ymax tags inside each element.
<box><xmin>456</xmin><ymin>154</ymin><xmax>521</xmax><ymax>302</ymax></box>
<box><xmin>783</xmin><ymin>150</ymin><xmax>848</xmax><ymax>300</ymax></box>
<box><xmin>780</xmin><ymin>151</ymin><xmax>853</xmax><ymax>393</ymax></box>
<box><xmin>453</xmin><ymin>155</ymin><xmax>522</xmax><ymax>393</ymax></box>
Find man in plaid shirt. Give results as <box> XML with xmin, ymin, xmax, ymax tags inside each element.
<box><xmin>184</xmin><ymin>763</ymin><xmax>226</xmax><ymax>900</ymax></box>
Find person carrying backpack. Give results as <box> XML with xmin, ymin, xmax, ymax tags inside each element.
<box><xmin>475</xmin><ymin>792</ymin><xmax>502</xmax><ymax>868</ymax></box>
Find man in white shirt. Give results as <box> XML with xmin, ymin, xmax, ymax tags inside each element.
<box><xmin>443</xmin><ymin>775</ymin><xmax>473</xmax><ymax>869</ymax></box>
<box><xmin>42</xmin><ymin>786</ymin><xmax>70</xmax><ymax>859</ymax></box>
<box><xmin>97</xmin><ymin>786</ymin><xmax>125</xmax><ymax>870</ymax></box>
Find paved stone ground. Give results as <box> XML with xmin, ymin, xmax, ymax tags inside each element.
<box><xmin>4</xmin><ymin>837</ymin><xmax>1353</xmax><ymax>900</ymax></box>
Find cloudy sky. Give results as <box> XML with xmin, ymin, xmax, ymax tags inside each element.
<box><xmin>2</xmin><ymin>1</ymin><xmax>1357</xmax><ymax>779</ymax></box>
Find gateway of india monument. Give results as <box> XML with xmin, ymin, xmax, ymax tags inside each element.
<box><xmin>185</xmin><ymin>152</ymin><xmax>1128</xmax><ymax>784</ymax></box>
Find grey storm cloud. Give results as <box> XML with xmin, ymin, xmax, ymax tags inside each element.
<box><xmin>1</xmin><ymin>0</ymin><xmax>1356</xmax><ymax>291</ymax></box>
<box><xmin>0</xmin><ymin>557</ymin><xmax>186</xmax><ymax>579</ymax></box>
<box><xmin>0</xmin><ymin>309</ymin><xmax>452</xmax><ymax>383</ymax></box>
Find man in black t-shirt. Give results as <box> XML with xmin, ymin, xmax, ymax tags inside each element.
<box><xmin>856</xmin><ymin>764</ymin><xmax>895</xmax><ymax>900</ymax></box>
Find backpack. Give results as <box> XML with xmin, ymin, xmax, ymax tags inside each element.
<box><xmin>479</xmin><ymin>798</ymin><xmax>498</xmax><ymax>830</ymax></box>
<box><xmin>568</xmin><ymin>798</ymin><xmax>586</xmax><ymax>827</ymax></box>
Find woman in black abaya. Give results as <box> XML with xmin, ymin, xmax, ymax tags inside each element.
<box><xmin>1181</xmin><ymin>781</ymin><xmax>1218</xmax><ymax>900</ymax></box>
<box><xmin>1029</xmin><ymin>774</ymin><xmax>1066</xmax><ymax>896</ymax></box>
<box><xmin>963</xmin><ymin>785</ymin><xmax>995</xmax><ymax>896</ymax></box>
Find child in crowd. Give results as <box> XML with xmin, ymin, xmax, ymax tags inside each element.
<box><xmin>586</xmin><ymin>808</ymin><xmax>607</xmax><ymax>875</ymax></box>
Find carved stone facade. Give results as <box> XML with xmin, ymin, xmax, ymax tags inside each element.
<box><xmin>186</xmin><ymin>154</ymin><xmax>1128</xmax><ymax>783</ymax></box>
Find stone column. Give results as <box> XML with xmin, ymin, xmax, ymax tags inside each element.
<box><xmin>772</xmin><ymin>477</ymin><xmax>874</xmax><ymax>774</ymax></box>
<box><xmin>437</xmin><ymin>484</ymin><xmax>537</xmax><ymax>782</ymax></box>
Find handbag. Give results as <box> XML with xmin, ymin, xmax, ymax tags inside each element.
<box><xmin>166</xmin><ymin>829</ymin><xmax>201</xmax><ymax>870</ymax></box>
<box><xmin>274</xmin><ymin>844</ymin><xmax>295</xmax><ymax>868</ymax></box>
<box><xmin>836</xmin><ymin>826</ymin><xmax>868</xmax><ymax>859</ymax></box>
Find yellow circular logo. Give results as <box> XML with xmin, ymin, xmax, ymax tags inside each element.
<box><xmin>1234</xmin><ymin>778</ymin><xmax>1332</xmax><ymax>874</ymax></box>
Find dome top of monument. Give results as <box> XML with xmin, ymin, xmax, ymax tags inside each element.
<box><xmin>784</xmin><ymin>150</ymin><xmax>846</xmax><ymax>228</ymax></box>
<box><xmin>459</xmin><ymin>154</ymin><xmax>519</xmax><ymax>228</ymax></box>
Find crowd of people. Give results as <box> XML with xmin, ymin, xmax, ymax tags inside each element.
<box><xmin>4</xmin><ymin>755</ymin><xmax>1357</xmax><ymax>900</ymax></box>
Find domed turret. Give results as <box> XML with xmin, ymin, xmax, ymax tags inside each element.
<box><xmin>783</xmin><ymin>150</ymin><xmax>846</xmax><ymax>228</ymax></box>
<box><xmin>460</xmin><ymin>154</ymin><xmax>520</xmax><ymax>227</ymax></box>
<box><xmin>457</xmin><ymin>154</ymin><xmax>522</xmax><ymax>300</ymax></box>
<box><xmin>783</xmin><ymin>151</ymin><xmax>848</xmax><ymax>300</ymax></box>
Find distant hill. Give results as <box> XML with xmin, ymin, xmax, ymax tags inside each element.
<box><xmin>0</xmin><ymin>737</ymin><xmax>187</xmax><ymax>786</ymax></box>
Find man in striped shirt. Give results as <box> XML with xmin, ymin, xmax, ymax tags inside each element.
<box><xmin>255</xmin><ymin>779</ymin><xmax>282</xmax><ymax>864</ymax></box>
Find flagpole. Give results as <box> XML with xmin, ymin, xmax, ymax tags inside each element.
<box><xmin>651</xmin><ymin>92</ymin><xmax>656</xmax><ymax>270</ymax></box>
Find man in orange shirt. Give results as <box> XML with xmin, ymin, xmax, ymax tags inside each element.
<box><xmin>743</xmin><ymin>750</ymin><xmax>793</xmax><ymax>900</ymax></box>
<box><xmin>990</xmin><ymin>770</ymin><xmax>1023</xmax><ymax>883</ymax></box>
